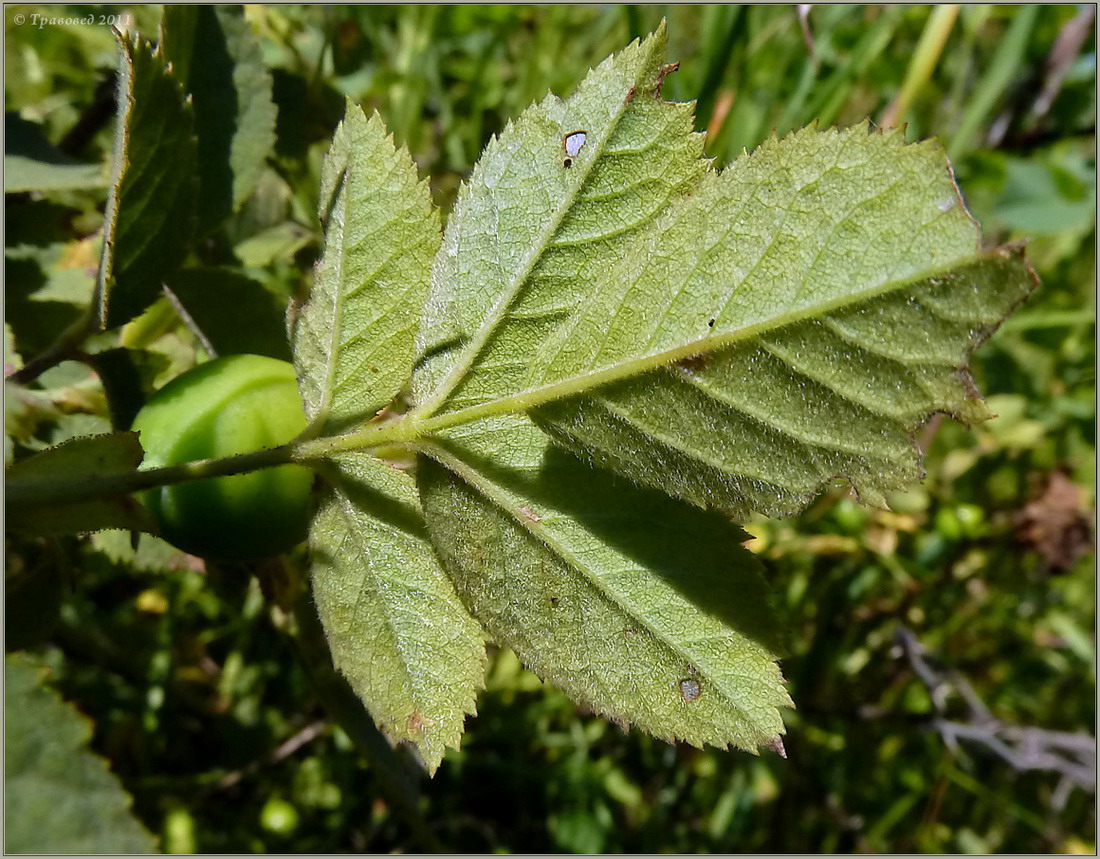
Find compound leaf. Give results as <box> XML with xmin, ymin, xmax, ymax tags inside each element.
<box><xmin>307</xmin><ymin>23</ymin><xmax>1038</xmax><ymax>768</ymax></box>
<box><xmin>294</xmin><ymin>102</ymin><xmax>440</xmax><ymax>434</ymax></box>
<box><xmin>419</xmin><ymin>417</ymin><xmax>790</xmax><ymax>753</ymax></box>
<box><xmin>5</xmin><ymin>655</ymin><xmax>158</xmax><ymax>854</ymax></box>
<box><xmin>309</xmin><ymin>453</ymin><xmax>487</xmax><ymax>773</ymax></box>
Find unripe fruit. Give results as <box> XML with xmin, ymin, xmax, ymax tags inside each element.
<box><xmin>132</xmin><ymin>355</ymin><xmax>313</xmax><ymax>560</ymax></box>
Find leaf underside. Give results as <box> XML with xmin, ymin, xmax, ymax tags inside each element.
<box><xmin>534</xmin><ymin>246</ymin><xmax>1033</xmax><ymax>517</ymax></box>
<box><xmin>420</xmin><ymin>417</ymin><xmax>791</xmax><ymax>753</ymax></box>
<box><xmin>308</xmin><ymin>455</ymin><xmax>486</xmax><ymax>773</ymax></box>
<box><xmin>294</xmin><ymin>101</ymin><xmax>440</xmax><ymax>436</ymax></box>
<box><xmin>414</xmin><ymin>24</ymin><xmax>707</xmax><ymax>416</ymax></box>
<box><xmin>306</xmin><ymin>25</ymin><xmax>1036</xmax><ymax>760</ymax></box>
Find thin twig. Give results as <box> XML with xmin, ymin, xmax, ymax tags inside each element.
<box><xmin>213</xmin><ymin>719</ymin><xmax>328</xmax><ymax>792</ymax></box>
<box><xmin>7</xmin><ymin>313</ymin><xmax>92</xmax><ymax>386</ymax></box>
<box><xmin>895</xmin><ymin>626</ymin><xmax>1096</xmax><ymax>792</ymax></box>
<box><xmin>162</xmin><ymin>283</ymin><xmax>218</xmax><ymax>358</ymax></box>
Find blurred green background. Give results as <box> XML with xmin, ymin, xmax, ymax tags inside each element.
<box><xmin>5</xmin><ymin>4</ymin><xmax>1095</xmax><ymax>853</ymax></box>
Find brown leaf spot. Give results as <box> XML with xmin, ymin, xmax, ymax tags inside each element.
<box><xmin>519</xmin><ymin>505</ymin><xmax>541</xmax><ymax>522</ymax></box>
<box><xmin>406</xmin><ymin>711</ymin><xmax>436</xmax><ymax>738</ymax></box>
<box><xmin>675</xmin><ymin>354</ymin><xmax>709</xmax><ymax>375</ymax></box>
<box><xmin>679</xmin><ymin>678</ymin><xmax>701</xmax><ymax>702</ymax></box>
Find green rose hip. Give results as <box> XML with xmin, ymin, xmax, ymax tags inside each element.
<box><xmin>132</xmin><ymin>354</ymin><xmax>313</xmax><ymax>560</ymax></box>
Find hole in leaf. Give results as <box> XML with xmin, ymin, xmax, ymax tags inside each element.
<box><xmin>563</xmin><ymin>130</ymin><xmax>587</xmax><ymax>157</ymax></box>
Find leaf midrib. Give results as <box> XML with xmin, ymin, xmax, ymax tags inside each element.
<box><xmin>412</xmin><ymin>251</ymin><xmax>988</xmax><ymax>435</ymax></box>
<box><xmin>325</xmin><ymin>464</ymin><xmax>441</xmax><ymax>721</ymax></box>
<box><xmin>411</xmin><ymin>37</ymin><xmax>662</xmax><ymax>422</ymax></box>
<box><xmin>311</xmin><ymin>169</ymin><xmax>352</xmax><ymax>431</ymax></box>
<box><xmin>300</xmin><ymin>250</ymin><xmax>992</xmax><ymax>461</ymax></box>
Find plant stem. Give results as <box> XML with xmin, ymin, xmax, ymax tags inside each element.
<box><xmin>8</xmin><ymin>442</ymin><xmax>297</xmax><ymax>508</ymax></box>
<box><xmin>9</xmin><ymin>246</ymin><xmax>1014</xmax><ymax>511</ymax></box>
<box><xmin>8</xmin><ymin>312</ymin><xmax>93</xmax><ymax>386</ymax></box>
<box><xmin>296</xmin><ymin>249</ymin><xmax>1003</xmax><ymax>461</ymax></box>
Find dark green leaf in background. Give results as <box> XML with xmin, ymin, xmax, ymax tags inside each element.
<box><xmin>96</xmin><ymin>32</ymin><xmax>198</xmax><ymax>329</ymax></box>
<box><xmin>5</xmin><ymin>655</ymin><xmax>159</xmax><ymax>854</ymax></box>
<box><xmin>165</xmin><ymin>267</ymin><xmax>293</xmax><ymax>361</ymax></box>
<box><xmin>160</xmin><ymin>5</ymin><xmax>277</xmax><ymax>231</ymax></box>
<box><xmin>6</xmin><ymin>431</ymin><xmax>154</xmax><ymax>536</ymax></box>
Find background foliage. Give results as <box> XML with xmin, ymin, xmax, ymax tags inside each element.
<box><xmin>5</xmin><ymin>4</ymin><xmax>1095</xmax><ymax>853</ymax></box>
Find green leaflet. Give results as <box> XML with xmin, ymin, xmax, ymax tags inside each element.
<box><xmin>295</xmin><ymin>102</ymin><xmax>440</xmax><ymax>434</ymax></box>
<box><xmin>522</xmin><ymin>126</ymin><xmax>1036</xmax><ymax>514</ymax></box>
<box><xmin>160</xmin><ymin>6</ymin><xmax>278</xmax><ymax>230</ymax></box>
<box><xmin>419</xmin><ymin>417</ymin><xmax>790</xmax><ymax>752</ymax></box>
<box><xmin>309</xmin><ymin>454</ymin><xmax>487</xmax><ymax>772</ymax></box>
<box><xmin>97</xmin><ymin>33</ymin><xmax>198</xmax><ymax>329</ymax></box>
<box><xmin>413</xmin><ymin>23</ymin><xmax>706</xmax><ymax>416</ymax></box>
<box><xmin>533</xmin><ymin>248</ymin><xmax>1035</xmax><ymax>516</ymax></box>
<box><xmin>5</xmin><ymin>655</ymin><xmax>158</xmax><ymax>853</ymax></box>
<box><xmin>520</xmin><ymin>124</ymin><xmax>1001</xmax><ymax>385</ymax></box>
<box><xmin>6</xmin><ymin>431</ymin><xmax>155</xmax><ymax>536</ymax></box>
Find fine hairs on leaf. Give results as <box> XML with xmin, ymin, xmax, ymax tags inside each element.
<box><xmin>289</xmin><ymin>22</ymin><xmax>1037</xmax><ymax>772</ymax></box>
